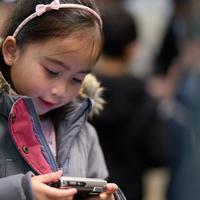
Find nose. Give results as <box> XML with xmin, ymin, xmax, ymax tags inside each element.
<box><xmin>50</xmin><ymin>84</ymin><xmax>67</xmax><ymax>98</ymax></box>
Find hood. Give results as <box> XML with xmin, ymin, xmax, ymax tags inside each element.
<box><xmin>79</xmin><ymin>73</ymin><xmax>105</xmax><ymax>117</ymax></box>
<box><xmin>0</xmin><ymin>71</ymin><xmax>104</xmax><ymax>116</ymax></box>
<box><xmin>0</xmin><ymin>71</ymin><xmax>17</xmax><ymax>96</ymax></box>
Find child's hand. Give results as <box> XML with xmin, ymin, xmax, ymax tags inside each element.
<box><xmin>31</xmin><ymin>171</ymin><xmax>77</xmax><ymax>200</ymax></box>
<box><xmin>87</xmin><ymin>183</ymin><xmax>118</xmax><ymax>200</ymax></box>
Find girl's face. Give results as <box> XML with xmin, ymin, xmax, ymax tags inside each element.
<box><xmin>4</xmin><ymin>34</ymin><xmax>100</xmax><ymax>116</ymax></box>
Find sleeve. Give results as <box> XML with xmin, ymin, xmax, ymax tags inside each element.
<box><xmin>0</xmin><ymin>172</ymin><xmax>34</xmax><ymax>200</ymax></box>
<box><xmin>114</xmin><ymin>188</ymin><xmax>127</xmax><ymax>200</ymax></box>
<box><xmin>85</xmin><ymin>122</ymin><xmax>109</xmax><ymax>179</ymax></box>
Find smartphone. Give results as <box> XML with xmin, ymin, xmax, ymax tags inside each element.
<box><xmin>51</xmin><ymin>176</ymin><xmax>107</xmax><ymax>197</ymax></box>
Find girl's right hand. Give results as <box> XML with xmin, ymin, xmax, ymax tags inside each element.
<box><xmin>31</xmin><ymin>171</ymin><xmax>77</xmax><ymax>200</ymax></box>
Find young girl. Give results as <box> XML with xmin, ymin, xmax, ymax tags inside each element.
<box><xmin>0</xmin><ymin>0</ymin><xmax>124</xmax><ymax>199</ymax></box>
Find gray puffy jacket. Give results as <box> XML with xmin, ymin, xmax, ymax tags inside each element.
<box><xmin>0</xmin><ymin>72</ymin><xmax>126</xmax><ymax>200</ymax></box>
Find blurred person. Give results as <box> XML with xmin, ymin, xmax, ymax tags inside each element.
<box><xmin>165</xmin><ymin>39</ymin><xmax>200</xmax><ymax>200</ymax></box>
<box><xmin>154</xmin><ymin>0</ymin><xmax>190</xmax><ymax>76</ymax></box>
<box><xmin>90</xmin><ymin>4</ymin><xmax>172</xmax><ymax>200</ymax></box>
<box><xmin>148</xmin><ymin>38</ymin><xmax>200</xmax><ymax>200</ymax></box>
<box><xmin>124</xmin><ymin>0</ymin><xmax>174</xmax><ymax>78</ymax></box>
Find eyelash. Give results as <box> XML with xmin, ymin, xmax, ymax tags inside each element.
<box><xmin>45</xmin><ymin>68</ymin><xmax>60</xmax><ymax>77</ymax></box>
<box><xmin>45</xmin><ymin>67</ymin><xmax>83</xmax><ymax>84</ymax></box>
<box><xmin>74</xmin><ymin>78</ymin><xmax>83</xmax><ymax>83</ymax></box>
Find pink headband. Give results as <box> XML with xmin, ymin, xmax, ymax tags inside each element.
<box><xmin>12</xmin><ymin>0</ymin><xmax>102</xmax><ymax>38</ymax></box>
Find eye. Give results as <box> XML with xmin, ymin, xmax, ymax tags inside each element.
<box><xmin>45</xmin><ymin>67</ymin><xmax>60</xmax><ymax>77</ymax></box>
<box><xmin>72</xmin><ymin>77</ymin><xmax>83</xmax><ymax>84</ymax></box>
<box><xmin>71</xmin><ymin>74</ymin><xmax>86</xmax><ymax>85</ymax></box>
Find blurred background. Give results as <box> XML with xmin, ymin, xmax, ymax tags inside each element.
<box><xmin>93</xmin><ymin>1</ymin><xmax>200</xmax><ymax>200</ymax></box>
<box><xmin>0</xmin><ymin>0</ymin><xmax>15</xmax><ymax>38</ymax></box>
<box><xmin>1</xmin><ymin>0</ymin><xmax>200</xmax><ymax>200</ymax></box>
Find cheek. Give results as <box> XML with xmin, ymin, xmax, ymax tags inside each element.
<box><xmin>62</xmin><ymin>86</ymin><xmax>82</xmax><ymax>105</ymax></box>
<box><xmin>11</xmin><ymin>71</ymin><xmax>44</xmax><ymax>96</ymax></box>
<box><xmin>71</xmin><ymin>85</ymin><xmax>82</xmax><ymax>97</ymax></box>
<box><xmin>11</xmin><ymin>63</ymin><xmax>48</xmax><ymax>96</ymax></box>
<box><xmin>13</xmin><ymin>78</ymin><xmax>41</xmax><ymax>96</ymax></box>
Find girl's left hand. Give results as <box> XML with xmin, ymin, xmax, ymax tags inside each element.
<box><xmin>86</xmin><ymin>183</ymin><xmax>118</xmax><ymax>200</ymax></box>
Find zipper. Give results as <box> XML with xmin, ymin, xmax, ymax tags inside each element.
<box><xmin>24</xmin><ymin>98</ymin><xmax>59</xmax><ymax>172</ymax></box>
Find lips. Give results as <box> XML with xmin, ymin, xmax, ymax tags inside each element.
<box><xmin>38</xmin><ymin>98</ymin><xmax>55</xmax><ymax>108</ymax></box>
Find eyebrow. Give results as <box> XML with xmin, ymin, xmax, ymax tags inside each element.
<box><xmin>45</xmin><ymin>57</ymin><xmax>92</xmax><ymax>74</ymax></box>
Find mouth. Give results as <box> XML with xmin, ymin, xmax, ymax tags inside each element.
<box><xmin>38</xmin><ymin>98</ymin><xmax>55</xmax><ymax>108</ymax></box>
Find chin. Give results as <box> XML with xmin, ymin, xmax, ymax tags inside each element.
<box><xmin>35</xmin><ymin>108</ymin><xmax>49</xmax><ymax>116</ymax></box>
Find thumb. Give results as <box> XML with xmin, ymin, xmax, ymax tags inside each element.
<box><xmin>32</xmin><ymin>170</ymin><xmax>62</xmax><ymax>184</ymax></box>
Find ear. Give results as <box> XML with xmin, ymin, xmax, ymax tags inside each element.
<box><xmin>2</xmin><ymin>36</ymin><xmax>18</xmax><ymax>66</ymax></box>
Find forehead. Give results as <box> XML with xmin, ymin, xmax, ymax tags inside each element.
<box><xmin>61</xmin><ymin>35</ymin><xmax>99</xmax><ymax>57</ymax></box>
<box><xmin>27</xmin><ymin>29</ymin><xmax>102</xmax><ymax>65</ymax></box>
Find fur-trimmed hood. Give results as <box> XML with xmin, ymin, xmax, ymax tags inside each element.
<box><xmin>0</xmin><ymin>71</ymin><xmax>104</xmax><ymax>116</ymax></box>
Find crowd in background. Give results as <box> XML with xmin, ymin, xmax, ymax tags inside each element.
<box><xmin>1</xmin><ymin>0</ymin><xmax>200</xmax><ymax>200</ymax></box>
<box><xmin>99</xmin><ymin>1</ymin><xmax>200</xmax><ymax>200</ymax></box>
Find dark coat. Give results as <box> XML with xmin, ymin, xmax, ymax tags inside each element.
<box><xmin>90</xmin><ymin>75</ymin><xmax>172</xmax><ymax>200</ymax></box>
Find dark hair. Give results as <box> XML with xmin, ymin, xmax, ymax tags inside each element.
<box><xmin>0</xmin><ymin>0</ymin><xmax>102</xmax><ymax>84</ymax></box>
<box><xmin>101</xmin><ymin>4</ymin><xmax>138</xmax><ymax>58</ymax></box>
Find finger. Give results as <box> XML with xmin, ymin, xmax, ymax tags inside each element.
<box><xmin>85</xmin><ymin>195</ymin><xmax>100</xmax><ymax>200</ymax></box>
<box><xmin>105</xmin><ymin>183</ymin><xmax>118</xmax><ymax>194</ymax></box>
<box><xmin>32</xmin><ymin>170</ymin><xmax>62</xmax><ymax>184</ymax></box>
<box><xmin>99</xmin><ymin>183</ymin><xmax>118</xmax><ymax>200</ymax></box>
<box><xmin>99</xmin><ymin>193</ymin><xmax>114</xmax><ymax>200</ymax></box>
<box><xmin>45</xmin><ymin>186</ymin><xmax>77</xmax><ymax>198</ymax></box>
<box><xmin>37</xmin><ymin>183</ymin><xmax>77</xmax><ymax>199</ymax></box>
